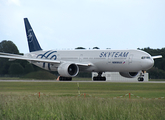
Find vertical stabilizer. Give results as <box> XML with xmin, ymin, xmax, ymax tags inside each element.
<box><xmin>24</xmin><ymin>18</ymin><xmax>42</xmax><ymax>52</ymax></box>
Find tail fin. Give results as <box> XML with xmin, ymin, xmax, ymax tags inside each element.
<box><xmin>24</xmin><ymin>18</ymin><xmax>42</xmax><ymax>52</ymax></box>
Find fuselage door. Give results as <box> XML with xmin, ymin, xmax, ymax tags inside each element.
<box><xmin>57</xmin><ymin>54</ymin><xmax>60</xmax><ymax>60</ymax></box>
<box><xmin>129</xmin><ymin>54</ymin><xmax>133</xmax><ymax>63</ymax></box>
<box><xmin>107</xmin><ymin>57</ymin><xmax>111</xmax><ymax>64</ymax></box>
<box><xmin>79</xmin><ymin>54</ymin><xmax>83</xmax><ymax>62</ymax></box>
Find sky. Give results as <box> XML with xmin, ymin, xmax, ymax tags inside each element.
<box><xmin>0</xmin><ymin>0</ymin><xmax>165</xmax><ymax>53</ymax></box>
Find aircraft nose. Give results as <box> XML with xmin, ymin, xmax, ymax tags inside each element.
<box><xmin>141</xmin><ymin>59</ymin><xmax>154</xmax><ymax>70</ymax></box>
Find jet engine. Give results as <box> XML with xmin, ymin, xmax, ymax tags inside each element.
<box><xmin>57</xmin><ymin>63</ymin><xmax>79</xmax><ymax>77</ymax></box>
<box><xmin>119</xmin><ymin>72</ymin><xmax>139</xmax><ymax>78</ymax></box>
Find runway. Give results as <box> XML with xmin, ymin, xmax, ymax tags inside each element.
<box><xmin>0</xmin><ymin>80</ymin><xmax>165</xmax><ymax>83</ymax></box>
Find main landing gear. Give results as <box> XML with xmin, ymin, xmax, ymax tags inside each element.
<box><xmin>57</xmin><ymin>76</ymin><xmax>72</xmax><ymax>81</ymax></box>
<box><xmin>138</xmin><ymin>71</ymin><xmax>145</xmax><ymax>82</ymax></box>
<box><xmin>93</xmin><ymin>72</ymin><xmax>106</xmax><ymax>81</ymax></box>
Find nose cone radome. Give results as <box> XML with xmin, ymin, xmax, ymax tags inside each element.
<box><xmin>142</xmin><ymin>59</ymin><xmax>154</xmax><ymax>70</ymax></box>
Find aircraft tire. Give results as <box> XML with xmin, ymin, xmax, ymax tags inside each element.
<box><xmin>101</xmin><ymin>77</ymin><xmax>106</xmax><ymax>81</ymax></box>
<box><xmin>93</xmin><ymin>77</ymin><xmax>106</xmax><ymax>81</ymax></box>
<box><xmin>138</xmin><ymin>77</ymin><xmax>144</xmax><ymax>82</ymax></box>
<box><xmin>59</xmin><ymin>77</ymin><xmax>72</xmax><ymax>81</ymax></box>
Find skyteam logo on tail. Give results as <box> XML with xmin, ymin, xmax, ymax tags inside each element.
<box><xmin>24</xmin><ymin>18</ymin><xmax>42</xmax><ymax>52</ymax></box>
<box><xmin>28</xmin><ymin>29</ymin><xmax>33</xmax><ymax>42</ymax></box>
<box><xmin>37</xmin><ymin>51</ymin><xmax>57</xmax><ymax>70</ymax></box>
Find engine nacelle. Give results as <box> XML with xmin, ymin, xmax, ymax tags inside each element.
<box><xmin>119</xmin><ymin>72</ymin><xmax>139</xmax><ymax>78</ymax></box>
<box><xmin>57</xmin><ymin>63</ymin><xmax>79</xmax><ymax>77</ymax></box>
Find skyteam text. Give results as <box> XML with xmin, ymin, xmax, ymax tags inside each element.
<box><xmin>99</xmin><ymin>52</ymin><xmax>129</xmax><ymax>58</ymax></box>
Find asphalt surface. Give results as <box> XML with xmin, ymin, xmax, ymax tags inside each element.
<box><xmin>0</xmin><ymin>80</ymin><xmax>165</xmax><ymax>83</ymax></box>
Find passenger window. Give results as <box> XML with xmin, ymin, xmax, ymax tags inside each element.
<box><xmin>141</xmin><ymin>56</ymin><xmax>150</xmax><ymax>59</ymax></box>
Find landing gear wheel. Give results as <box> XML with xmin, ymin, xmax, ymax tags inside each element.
<box><xmin>93</xmin><ymin>77</ymin><xmax>106</xmax><ymax>81</ymax></box>
<box><xmin>138</xmin><ymin>71</ymin><xmax>144</xmax><ymax>82</ymax></box>
<box><xmin>138</xmin><ymin>77</ymin><xmax>144</xmax><ymax>81</ymax></box>
<box><xmin>59</xmin><ymin>76</ymin><xmax>72</xmax><ymax>81</ymax></box>
<box><xmin>93</xmin><ymin>72</ymin><xmax>106</xmax><ymax>81</ymax></box>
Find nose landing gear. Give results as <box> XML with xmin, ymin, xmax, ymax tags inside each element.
<box><xmin>138</xmin><ymin>76</ymin><xmax>144</xmax><ymax>81</ymax></box>
<box><xmin>138</xmin><ymin>71</ymin><xmax>145</xmax><ymax>82</ymax></box>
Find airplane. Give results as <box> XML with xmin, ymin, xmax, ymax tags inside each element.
<box><xmin>0</xmin><ymin>18</ymin><xmax>162</xmax><ymax>81</ymax></box>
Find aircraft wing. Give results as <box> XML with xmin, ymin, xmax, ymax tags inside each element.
<box><xmin>0</xmin><ymin>54</ymin><xmax>61</xmax><ymax>64</ymax></box>
<box><xmin>0</xmin><ymin>52</ymin><xmax>23</xmax><ymax>56</ymax></box>
<box><xmin>0</xmin><ymin>54</ymin><xmax>91</xmax><ymax>66</ymax></box>
<box><xmin>152</xmin><ymin>55</ymin><xmax>162</xmax><ymax>59</ymax></box>
<box><xmin>76</xmin><ymin>63</ymin><xmax>92</xmax><ymax>66</ymax></box>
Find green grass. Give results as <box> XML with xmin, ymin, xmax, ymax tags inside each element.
<box><xmin>0</xmin><ymin>82</ymin><xmax>165</xmax><ymax>97</ymax></box>
<box><xmin>0</xmin><ymin>82</ymin><xmax>165</xmax><ymax>120</ymax></box>
<box><xmin>1</xmin><ymin>96</ymin><xmax>165</xmax><ymax>120</ymax></box>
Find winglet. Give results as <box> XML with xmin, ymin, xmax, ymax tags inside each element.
<box><xmin>24</xmin><ymin>18</ymin><xmax>42</xmax><ymax>52</ymax></box>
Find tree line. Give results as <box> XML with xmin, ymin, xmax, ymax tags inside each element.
<box><xmin>0</xmin><ymin>40</ymin><xmax>165</xmax><ymax>79</ymax></box>
<box><xmin>0</xmin><ymin>40</ymin><xmax>36</xmax><ymax>76</ymax></box>
<box><xmin>139</xmin><ymin>47</ymin><xmax>165</xmax><ymax>79</ymax></box>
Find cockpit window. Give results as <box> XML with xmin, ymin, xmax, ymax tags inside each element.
<box><xmin>141</xmin><ymin>56</ymin><xmax>151</xmax><ymax>59</ymax></box>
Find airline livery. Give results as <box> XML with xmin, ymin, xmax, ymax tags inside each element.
<box><xmin>0</xmin><ymin>18</ymin><xmax>162</xmax><ymax>81</ymax></box>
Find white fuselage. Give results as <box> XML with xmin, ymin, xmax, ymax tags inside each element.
<box><xmin>26</xmin><ymin>49</ymin><xmax>154</xmax><ymax>73</ymax></box>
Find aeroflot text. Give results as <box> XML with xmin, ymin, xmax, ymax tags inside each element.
<box><xmin>99</xmin><ymin>52</ymin><xmax>129</xmax><ymax>58</ymax></box>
